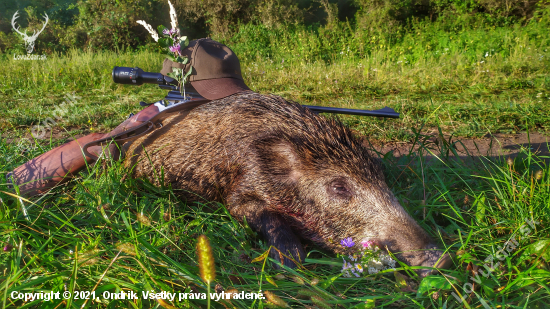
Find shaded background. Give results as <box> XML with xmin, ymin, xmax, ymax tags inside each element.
<box><xmin>0</xmin><ymin>0</ymin><xmax>547</xmax><ymax>54</ymax></box>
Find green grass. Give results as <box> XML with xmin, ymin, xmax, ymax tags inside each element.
<box><xmin>1</xmin><ymin>10</ymin><xmax>550</xmax><ymax>141</ymax></box>
<box><xmin>1</xmin><ymin>9</ymin><xmax>550</xmax><ymax>308</ymax></box>
<box><xmin>1</xmin><ymin>46</ymin><xmax>549</xmax><ymax>142</ymax></box>
<box><xmin>0</xmin><ymin>128</ymin><xmax>549</xmax><ymax>308</ymax></box>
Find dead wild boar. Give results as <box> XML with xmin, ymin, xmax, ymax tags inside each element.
<box><xmin>124</xmin><ymin>92</ymin><xmax>451</xmax><ymax>276</ymax></box>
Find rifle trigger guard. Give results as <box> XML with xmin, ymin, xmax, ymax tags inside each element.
<box><xmin>140</xmin><ymin>101</ymin><xmax>155</xmax><ymax>107</ymax></box>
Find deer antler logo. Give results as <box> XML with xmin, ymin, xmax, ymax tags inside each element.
<box><xmin>11</xmin><ymin>10</ymin><xmax>49</xmax><ymax>54</ymax></box>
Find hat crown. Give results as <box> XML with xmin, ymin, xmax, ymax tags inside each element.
<box><xmin>190</xmin><ymin>38</ymin><xmax>243</xmax><ymax>82</ymax></box>
<box><xmin>160</xmin><ymin>38</ymin><xmax>250</xmax><ymax>100</ymax></box>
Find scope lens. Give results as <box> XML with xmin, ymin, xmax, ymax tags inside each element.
<box><xmin>112</xmin><ymin>66</ymin><xmax>138</xmax><ymax>84</ymax></box>
<box><xmin>112</xmin><ymin>66</ymin><xmax>165</xmax><ymax>85</ymax></box>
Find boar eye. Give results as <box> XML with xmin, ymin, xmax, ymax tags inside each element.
<box><xmin>329</xmin><ymin>180</ymin><xmax>352</xmax><ymax>197</ymax></box>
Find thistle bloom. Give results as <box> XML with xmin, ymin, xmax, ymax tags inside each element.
<box><xmin>137</xmin><ymin>20</ymin><xmax>159</xmax><ymax>42</ymax></box>
<box><xmin>169</xmin><ymin>43</ymin><xmax>181</xmax><ymax>55</ymax></box>
<box><xmin>163</xmin><ymin>28</ymin><xmax>178</xmax><ymax>36</ymax></box>
<box><xmin>341</xmin><ymin>237</ymin><xmax>355</xmax><ymax>248</ymax></box>
<box><xmin>361</xmin><ymin>240</ymin><xmax>374</xmax><ymax>249</ymax></box>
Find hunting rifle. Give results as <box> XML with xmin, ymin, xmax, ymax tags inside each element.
<box><xmin>7</xmin><ymin>66</ymin><xmax>399</xmax><ymax>197</ymax></box>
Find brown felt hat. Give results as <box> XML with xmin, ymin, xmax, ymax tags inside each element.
<box><xmin>160</xmin><ymin>38</ymin><xmax>251</xmax><ymax>100</ymax></box>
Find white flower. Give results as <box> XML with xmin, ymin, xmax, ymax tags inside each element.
<box><xmin>368</xmin><ymin>258</ymin><xmax>384</xmax><ymax>270</ymax></box>
<box><xmin>168</xmin><ymin>0</ymin><xmax>178</xmax><ymax>30</ymax></box>
<box><xmin>367</xmin><ymin>266</ymin><xmax>379</xmax><ymax>274</ymax></box>
<box><xmin>379</xmin><ymin>253</ymin><xmax>396</xmax><ymax>268</ymax></box>
<box><xmin>137</xmin><ymin>20</ymin><xmax>159</xmax><ymax>42</ymax></box>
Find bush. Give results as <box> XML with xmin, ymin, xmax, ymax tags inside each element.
<box><xmin>1</xmin><ymin>0</ymin><xmax>549</xmax><ymax>54</ymax></box>
<box><xmin>71</xmin><ymin>0</ymin><xmax>163</xmax><ymax>50</ymax></box>
<box><xmin>175</xmin><ymin>0</ymin><xmax>302</xmax><ymax>35</ymax></box>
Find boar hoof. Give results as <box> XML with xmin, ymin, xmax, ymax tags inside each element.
<box><xmin>259</xmin><ymin>212</ymin><xmax>305</xmax><ymax>268</ymax></box>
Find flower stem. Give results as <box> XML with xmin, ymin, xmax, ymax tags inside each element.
<box><xmin>180</xmin><ymin>68</ymin><xmax>186</xmax><ymax>98</ymax></box>
<box><xmin>207</xmin><ymin>283</ymin><xmax>211</xmax><ymax>309</ymax></box>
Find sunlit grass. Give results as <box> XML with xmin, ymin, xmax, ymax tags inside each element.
<box><xmin>0</xmin><ymin>126</ymin><xmax>548</xmax><ymax>308</ymax></box>
<box><xmin>0</xmin><ymin>10</ymin><xmax>549</xmax><ymax>308</ymax></box>
<box><xmin>1</xmin><ymin>14</ymin><xmax>550</xmax><ymax>141</ymax></box>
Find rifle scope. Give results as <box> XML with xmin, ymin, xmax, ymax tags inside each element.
<box><xmin>112</xmin><ymin>66</ymin><xmax>177</xmax><ymax>86</ymax></box>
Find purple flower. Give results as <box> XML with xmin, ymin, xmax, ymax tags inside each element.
<box><xmin>163</xmin><ymin>28</ymin><xmax>178</xmax><ymax>35</ymax></box>
<box><xmin>341</xmin><ymin>237</ymin><xmax>355</xmax><ymax>248</ymax></box>
<box><xmin>3</xmin><ymin>244</ymin><xmax>13</xmax><ymax>252</ymax></box>
<box><xmin>361</xmin><ymin>240</ymin><xmax>374</xmax><ymax>249</ymax></box>
<box><xmin>169</xmin><ymin>43</ymin><xmax>181</xmax><ymax>55</ymax></box>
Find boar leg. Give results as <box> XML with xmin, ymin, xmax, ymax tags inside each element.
<box><xmin>256</xmin><ymin>211</ymin><xmax>305</xmax><ymax>268</ymax></box>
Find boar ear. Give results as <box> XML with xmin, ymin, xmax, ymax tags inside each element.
<box><xmin>255</xmin><ymin>137</ymin><xmax>303</xmax><ymax>182</ymax></box>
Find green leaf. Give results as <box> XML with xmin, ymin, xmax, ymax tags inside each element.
<box><xmin>417</xmin><ymin>275</ymin><xmax>452</xmax><ymax>298</ymax></box>
<box><xmin>180</xmin><ymin>37</ymin><xmax>189</xmax><ymax>47</ymax></box>
<box><xmin>183</xmin><ymin>65</ymin><xmax>193</xmax><ymax>82</ymax></box>
<box><xmin>242</xmin><ymin>216</ymin><xmax>257</xmax><ymax>237</ymax></box>
<box><xmin>527</xmin><ymin>239</ymin><xmax>550</xmax><ymax>261</ymax></box>
<box><xmin>186</xmin><ymin>218</ymin><xmax>201</xmax><ymax>229</ymax></box>
<box><xmin>167</xmin><ymin>67</ymin><xmax>182</xmax><ymax>79</ymax></box>
<box><xmin>165</xmin><ymin>54</ymin><xmax>176</xmax><ymax>62</ymax></box>
<box><xmin>319</xmin><ymin>275</ymin><xmax>340</xmax><ymax>289</ymax></box>
<box><xmin>473</xmin><ymin>192</ymin><xmax>486</xmax><ymax>224</ymax></box>
<box><xmin>157</xmin><ymin>24</ymin><xmax>167</xmax><ymax>34</ymax></box>
<box><xmin>265</xmin><ymin>275</ymin><xmax>278</xmax><ymax>287</ymax></box>
<box><xmin>251</xmin><ymin>250</ymin><xmax>269</xmax><ymax>263</ymax></box>
<box><xmin>158</xmin><ymin>38</ymin><xmax>172</xmax><ymax>48</ymax></box>
<box><xmin>394</xmin><ymin>271</ymin><xmax>408</xmax><ymax>287</ymax></box>
<box><xmin>349</xmin><ymin>299</ymin><xmax>376</xmax><ymax>309</ymax></box>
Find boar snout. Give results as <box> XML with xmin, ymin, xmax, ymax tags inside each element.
<box><xmin>359</xmin><ymin>191</ymin><xmax>453</xmax><ymax>277</ymax></box>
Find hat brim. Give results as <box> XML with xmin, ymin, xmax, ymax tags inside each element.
<box><xmin>190</xmin><ymin>77</ymin><xmax>251</xmax><ymax>100</ymax></box>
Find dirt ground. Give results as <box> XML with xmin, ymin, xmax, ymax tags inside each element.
<box><xmin>6</xmin><ymin>127</ymin><xmax>550</xmax><ymax>164</ymax></box>
<box><xmin>365</xmin><ymin>132</ymin><xmax>550</xmax><ymax>161</ymax></box>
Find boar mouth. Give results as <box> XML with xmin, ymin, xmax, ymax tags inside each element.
<box><xmin>365</xmin><ymin>238</ymin><xmax>453</xmax><ymax>277</ymax></box>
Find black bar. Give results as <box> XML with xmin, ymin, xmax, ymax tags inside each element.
<box><xmin>303</xmin><ymin>106</ymin><xmax>399</xmax><ymax>118</ymax></box>
<box><xmin>112</xmin><ymin>66</ymin><xmax>177</xmax><ymax>86</ymax></box>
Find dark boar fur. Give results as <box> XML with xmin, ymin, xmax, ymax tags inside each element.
<box><xmin>124</xmin><ymin>92</ymin><xmax>450</xmax><ymax>275</ymax></box>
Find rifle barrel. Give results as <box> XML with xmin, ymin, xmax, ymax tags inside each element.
<box><xmin>162</xmin><ymin>90</ymin><xmax>400</xmax><ymax>118</ymax></box>
<box><xmin>303</xmin><ymin>105</ymin><xmax>399</xmax><ymax>118</ymax></box>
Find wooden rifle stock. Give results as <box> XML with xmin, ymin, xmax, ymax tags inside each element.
<box><xmin>7</xmin><ymin>133</ymin><xmax>108</xmax><ymax>197</ymax></box>
<box><xmin>7</xmin><ymin>99</ymin><xmax>209</xmax><ymax>197</ymax></box>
